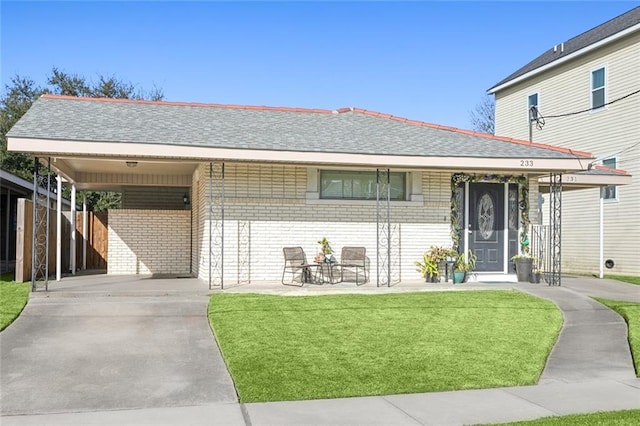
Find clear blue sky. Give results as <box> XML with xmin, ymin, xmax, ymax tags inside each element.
<box><xmin>1</xmin><ymin>1</ymin><xmax>636</xmax><ymax>130</ymax></box>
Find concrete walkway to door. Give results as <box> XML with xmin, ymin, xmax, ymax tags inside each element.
<box><xmin>0</xmin><ymin>274</ymin><xmax>241</xmax><ymax>420</ymax></box>
<box><xmin>1</xmin><ymin>274</ymin><xmax>639</xmax><ymax>425</ymax></box>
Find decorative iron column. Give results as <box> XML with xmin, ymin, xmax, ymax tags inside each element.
<box><xmin>31</xmin><ymin>158</ymin><xmax>51</xmax><ymax>291</ymax></box>
<box><xmin>548</xmin><ymin>173</ymin><xmax>562</xmax><ymax>286</ymax></box>
<box><xmin>237</xmin><ymin>220</ymin><xmax>250</xmax><ymax>284</ymax></box>
<box><xmin>208</xmin><ymin>162</ymin><xmax>225</xmax><ymax>289</ymax></box>
<box><xmin>376</xmin><ymin>169</ymin><xmax>391</xmax><ymax>287</ymax></box>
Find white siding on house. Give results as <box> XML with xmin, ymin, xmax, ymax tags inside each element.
<box><xmin>495</xmin><ymin>31</ymin><xmax>640</xmax><ymax>275</ymax></box>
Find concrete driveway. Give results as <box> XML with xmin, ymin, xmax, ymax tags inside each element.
<box><xmin>0</xmin><ymin>274</ymin><xmax>238</xmax><ymax>416</ymax></box>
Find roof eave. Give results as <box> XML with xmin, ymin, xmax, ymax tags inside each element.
<box><xmin>7</xmin><ymin>136</ymin><xmax>594</xmax><ymax>174</ymax></box>
<box><xmin>488</xmin><ymin>22</ymin><xmax>640</xmax><ymax>94</ymax></box>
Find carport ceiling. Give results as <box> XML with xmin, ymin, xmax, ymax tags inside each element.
<box><xmin>57</xmin><ymin>158</ymin><xmax>199</xmax><ymax>175</ymax></box>
<box><xmin>43</xmin><ymin>157</ymin><xmax>199</xmax><ymax>191</ymax></box>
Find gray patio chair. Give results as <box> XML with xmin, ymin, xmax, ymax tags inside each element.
<box><xmin>339</xmin><ymin>247</ymin><xmax>369</xmax><ymax>285</ymax></box>
<box><xmin>282</xmin><ymin>247</ymin><xmax>318</xmax><ymax>286</ymax></box>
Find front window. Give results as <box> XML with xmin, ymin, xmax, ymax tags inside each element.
<box><xmin>602</xmin><ymin>157</ymin><xmax>617</xmax><ymax>200</ymax></box>
<box><xmin>320</xmin><ymin>170</ymin><xmax>406</xmax><ymax>200</ymax></box>
<box><xmin>591</xmin><ymin>67</ymin><xmax>605</xmax><ymax>109</ymax></box>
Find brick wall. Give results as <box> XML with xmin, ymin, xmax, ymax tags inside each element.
<box><xmin>193</xmin><ymin>163</ymin><xmax>454</xmax><ymax>283</ymax></box>
<box><xmin>108</xmin><ymin>209</ymin><xmax>190</xmax><ymax>275</ymax></box>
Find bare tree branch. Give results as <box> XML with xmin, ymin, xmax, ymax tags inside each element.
<box><xmin>469</xmin><ymin>94</ymin><xmax>495</xmax><ymax>134</ymax></box>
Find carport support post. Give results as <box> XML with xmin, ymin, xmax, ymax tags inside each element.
<box><xmin>56</xmin><ymin>174</ymin><xmax>62</xmax><ymax>281</ymax></box>
<box><xmin>4</xmin><ymin>189</ymin><xmax>9</xmax><ymax>273</ymax></box>
<box><xmin>599</xmin><ymin>188</ymin><xmax>604</xmax><ymax>279</ymax></box>
<box><xmin>82</xmin><ymin>193</ymin><xmax>87</xmax><ymax>270</ymax></box>
<box><xmin>70</xmin><ymin>184</ymin><xmax>76</xmax><ymax>275</ymax></box>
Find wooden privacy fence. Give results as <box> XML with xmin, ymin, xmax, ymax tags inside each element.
<box><xmin>79</xmin><ymin>211</ymin><xmax>108</xmax><ymax>271</ymax></box>
<box><xmin>15</xmin><ymin>198</ymin><xmax>108</xmax><ymax>282</ymax></box>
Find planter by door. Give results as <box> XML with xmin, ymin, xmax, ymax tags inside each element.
<box><xmin>453</xmin><ymin>271</ymin><xmax>466</xmax><ymax>284</ymax></box>
<box><xmin>515</xmin><ymin>258</ymin><xmax>533</xmax><ymax>282</ymax></box>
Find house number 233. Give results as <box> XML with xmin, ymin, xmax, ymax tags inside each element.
<box><xmin>520</xmin><ymin>160</ymin><xmax>534</xmax><ymax>167</ymax></box>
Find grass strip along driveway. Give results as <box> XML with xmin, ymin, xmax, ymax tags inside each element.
<box><xmin>596</xmin><ymin>298</ymin><xmax>640</xmax><ymax>376</ymax></box>
<box><xmin>0</xmin><ymin>273</ymin><xmax>30</xmax><ymax>331</ymax></box>
<box><xmin>209</xmin><ymin>290</ymin><xmax>561</xmax><ymax>402</ymax></box>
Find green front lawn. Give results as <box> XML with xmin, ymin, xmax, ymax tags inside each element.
<box><xmin>0</xmin><ymin>273</ymin><xmax>30</xmax><ymax>331</ymax></box>
<box><xmin>596</xmin><ymin>298</ymin><xmax>640</xmax><ymax>376</ymax></box>
<box><xmin>606</xmin><ymin>275</ymin><xmax>640</xmax><ymax>285</ymax></box>
<box><xmin>493</xmin><ymin>409</ymin><xmax>640</xmax><ymax>425</ymax></box>
<box><xmin>209</xmin><ymin>290</ymin><xmax>562</xmax><ymax>402</ymax></box>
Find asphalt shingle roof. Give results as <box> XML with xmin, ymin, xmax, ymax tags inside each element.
<box><xmin>489</xmin><ymin>6</ymin><xmax>640</xmax><ymax>91</ymax></box>
<box><xmin>8</xmin><ymin>95</ymin><xmax>591</xmax><ymax>160</ymax></box>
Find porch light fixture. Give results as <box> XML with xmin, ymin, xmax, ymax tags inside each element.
<box><xmin>125</xmin><ymin>161</ymin><xmax>138</xmax><ymax>168</ymax></box>
<box><xmin>183</xmin><ymin>193</ymin><xmax>190</xmax><ymax>207</ymax></box>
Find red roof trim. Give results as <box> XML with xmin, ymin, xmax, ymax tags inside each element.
<box><xmin>345</xmin><ymin>108</ymin><xmax>593</xmax><ymax>158</ymax></box>
<box><xmin>40</xmin><ymin>94</ymin><xmax>593</xmax><ymax>158</ymax></box>
<box><xmin>594</xmin><ymin>164</ymin><xmax>628</xmax><ymax>175</ymax></box>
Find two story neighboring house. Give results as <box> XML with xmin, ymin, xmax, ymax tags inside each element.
<box><xmin>489</xmin><ymin>7</ymin><xmax>639</xmax><ymax>276</ymax></box>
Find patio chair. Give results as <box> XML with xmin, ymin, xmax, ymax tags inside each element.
<box><xmin>339</xmin><ymin>247</ymin><xmax>369</xmax><ymax>285</ymax></box>
<box><xmin>282</xmin><ymin>247</ymin><xmax>318</xmax><ymax>286</ymax></box>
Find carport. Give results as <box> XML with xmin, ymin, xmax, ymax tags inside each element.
<box><xmin>537</xmin><ymin>165</ymin><xmax>632</xmax><ymax>280</ymax></box>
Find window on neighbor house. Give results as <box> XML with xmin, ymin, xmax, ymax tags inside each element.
<box><xmin>591</xmin><ymin>67</ymin><xmax>606</xmax><ymax>109</ymax></box>
<box><xmin>602</xmin><ymin>157</ymin><xmax>617</xmax><ymax>200</ymax></box>
<box><xmin>320</xmin><ymin>170</ymin><xmax>407</xmax><ymax>201</ymax></box>
<box><xmin>528</xmin><ymin>93</ymin><xmax>539</xmax><ymax>122</ymax></box>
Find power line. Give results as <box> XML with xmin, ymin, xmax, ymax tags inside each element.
<box><xmin>597</xmin><ymin>140</ymin><xmax>640</xmax><ymax>163</ymax></box>
<box><xmin>538</xmin><ymin>88</ymin><xmax>640</xmax><ymax>120</ymax></box>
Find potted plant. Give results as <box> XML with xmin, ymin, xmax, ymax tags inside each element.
<box><xmin>453</xmin><ymin>250</ymin><xmax>477</xmax><ymax>284</ymax></box>
<box><xmin>415</xmin><ymin>246</ymin><xmax>456</xmax><ymax>283</ymax></box>
<box><xmin>530</xmin><ymin>268</ymin><xmax>542</xmax><ymax>284</ymax></box>
<box><xmin>317</xmin><ymin>237</ymin><xmax>333</xmax><ymax>262</ymax></box>
<box><xmin>512</xmin><ymin>254</ymin><xmax>536</xmax><ymax>282</ymax></box>
<box><xmin>415</xmin><ymin>252</ymin><xmax>439</xmax><ymax>282</ymax></box>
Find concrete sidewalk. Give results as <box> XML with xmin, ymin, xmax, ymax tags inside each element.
<box><xmin>1</xmin><ymin>275</ymin><xmax>639</xmax><ymax>425</ymax></box>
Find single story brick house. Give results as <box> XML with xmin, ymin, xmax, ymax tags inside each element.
<box><xmin>9</xmin><ymin>94</ymin><xmax>627</xmax><ymax>287</ymax></box>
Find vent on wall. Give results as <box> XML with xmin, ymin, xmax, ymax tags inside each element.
<box><xmin>122</xmin><ymin>186</ymin><xmax>191</xmax><ymax>210</ymax></box>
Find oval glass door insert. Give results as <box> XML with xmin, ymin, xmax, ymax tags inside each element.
<box><xmin>478</xmin><ymin>193</ymin><xmax>495</xmax><ymax>240</ymax></box>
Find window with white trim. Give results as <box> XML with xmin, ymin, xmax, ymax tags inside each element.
<box><xmin>602</xmin><ymin>157</ymin><xmax>617</xmax><ymax>200</ymax></box>
<box><xmin>591</xmin><ymin>67</ymin><xmax>605</xmax><ymax>109</ymax></box>
<box><xmin>528</xmin><ymin>93</ymin><xmax>538</xmax><ymax>117</ymax></box>
<box><xmin>320</xmin><ymin>170</ymin><xmax>407</xmax><ymax>200</ymax></box>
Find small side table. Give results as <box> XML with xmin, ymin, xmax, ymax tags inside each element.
<box><xmin>315</xmin><ymin>259</ymin><xmax>340</xmax><ymax>284</ymax></box>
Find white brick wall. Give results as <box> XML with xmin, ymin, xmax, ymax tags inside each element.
<box><xmin>193</xmin><ymin>163</ymin><xmax>464</xmax><ymax>283</ymax></box>
<box><xmin>108</xmin><ymin>209</ymin><xmax>191</xmax><ymax>275</ymax></box>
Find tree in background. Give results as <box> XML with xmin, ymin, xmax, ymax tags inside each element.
<box><xmin>0</xmin><ymin>68</ymin><xmax>163</xmax><ymax>211</ymax></box>
<box><xmin>469</xmin><ymin>94</ymin><xmax>495</xmax><ymax>135</ymax></box>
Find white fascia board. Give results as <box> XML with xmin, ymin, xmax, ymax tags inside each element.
<box><xmin>488</xmin><ymin>23</ymin><xmax>640</xmax><ymax>94</ymax></box>
<box><xmin>539</xmin><ymin>172</ymin><xmax>632</xmax><ymax>187</ymax></box>
<box><xmin>8</xmin><ymin>136</ymin><xmax>592</xmax><ymax>173</ymax></box>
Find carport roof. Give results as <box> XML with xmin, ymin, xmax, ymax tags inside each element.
<box><xmin>538</xmin><ymin>164</ymin><xmax>632</xmax><ymax>192</ymax></box>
